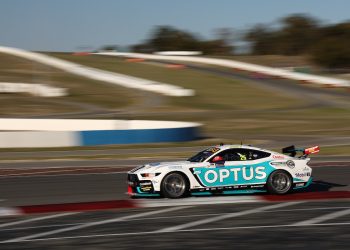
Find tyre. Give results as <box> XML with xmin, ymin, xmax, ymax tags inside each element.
<box><xmin>267</xmin><ymin>170</ymin><xmax>292</xmax><ymax>194</ymax></box>
<box><xmin>161</xmin><ymin>172</ymin><xmax>189</xmax><ymax>198</ymax></box>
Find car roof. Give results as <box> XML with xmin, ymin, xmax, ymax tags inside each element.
<box><xmin>212</xmin><ymin>144</ymin><xmax>274</xmax><ymax>153</ymax></box>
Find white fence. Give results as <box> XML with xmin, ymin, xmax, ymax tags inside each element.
<box><xmin>96</xmin><ymin>52</ymin><xmax>350</xmax><ymax>88</ymax></box>
<box><xmin>0</xmin><ymin>46</ymin><xmax>194</xmax><ymax>97</ymax></box>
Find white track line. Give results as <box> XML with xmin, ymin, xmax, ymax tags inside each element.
<box><xmin>3</xmin><ymin>206</ymin><xmax>349</xmax><ymax>233</ymax></box>
<box><xmin>2</xmin><ymin>206</ymin><xmax>190</xmax><ymax>243</ymax></box>
<box><xmin>3</xmin><ymin>222</ymin><xmax>350</xmax><ymax>243</ymax></box>
<box><xmin>156</xmin><ymin>201</ymin><xmax>302</xmax><ymax>233</ymax></box>
<box><xmin>293</xmin><ymin>208</ymin><xmax>350</xmax><ymax>226</ymax></box>
<box><xmin>0</xmin><ymin>171</ymin><xmax>126</xmax><ymax>178</ymax></box>
<box><xmin>139</xmin><ymin>196</ymin><xmax>260</xmax><ymax>208</ymax></box>
<box><xmin>0</xmin><ymin>213</ymin><xmax>78</xmax><ymax>229</ymax></box>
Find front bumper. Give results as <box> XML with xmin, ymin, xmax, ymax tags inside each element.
<box><xmin>127</xmin><ymin>173</ymin><xmax>160</xmax><ymax>197</ymax></box>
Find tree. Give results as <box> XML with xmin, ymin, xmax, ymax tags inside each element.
<box><xmin>131</xmin><ymin>26</ymin><xmax>233</xmax><ymax>55</ymax></box>
<box><xmin>148</xmin><ymin>26</ymin><xmax>201</xmax><ymax>51</ymax></box>
<box><xmin>278</xmin><ymin>14</ymin><xmax>320</xmax><ymax>55</ymax></box>
<box><xmin>311</xmin><ymin>22</ymin><xmax>350</xmax><ymax>68</ymax></box>
<box><xmin>100</xmin><ymin>45</ymin><xmax>119</xmax><ymax>51</ymax></box>
<box><xmin>245</xmin><ymin>24</ymin><xmax>279</xmax><ymax>54</ymax></box>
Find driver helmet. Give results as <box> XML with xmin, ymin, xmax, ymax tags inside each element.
<box><xmin>212</xmin><ymin>155</ymin><xmax>224</xmax><ymax>162</ymax></box>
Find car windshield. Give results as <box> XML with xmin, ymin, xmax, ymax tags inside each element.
<box><xmin>187</xmin><ymin>147</ymin><xmax>220</xmax><ymax>162</ymax></box>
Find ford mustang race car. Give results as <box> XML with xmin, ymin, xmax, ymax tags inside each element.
<box><xmin>127</xmin><ymin>144</ymin><xmax>319</xmax><ymax>198</ymax></box>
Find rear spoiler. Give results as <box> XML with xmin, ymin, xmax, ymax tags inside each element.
<box><xmin>282</xmin><ymin>145</ymin><xmax>320</xmax><ymax>158</ymax></box>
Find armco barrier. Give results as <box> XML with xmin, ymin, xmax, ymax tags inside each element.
<box><xmin>0</xmin><ymin>119</ymin><xmax>201</xmax><ymax>148</ymax></box>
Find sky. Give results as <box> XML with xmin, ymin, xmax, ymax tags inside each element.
<box><xmin>0</xmin><ymin>0</ymin><xmax>349</xmax><ymax>52</ymax></box>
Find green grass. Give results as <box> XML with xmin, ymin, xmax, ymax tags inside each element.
<box><xmin>0</xmin><ymin>52</ymin><xmax>135</xmax><ymax>115</ymax></box>
<box><xmin>1</xmin><ymin>51</ymin><xmax>349</xmax><ymax>145</ymax></box>
<box><xmin>48</xmin><ymin>53</ymin><xmax>299</xmax><ymax>111</ymax></box>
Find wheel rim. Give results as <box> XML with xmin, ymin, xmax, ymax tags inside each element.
<box><xmin>271</xmin><ymin>172</ymin><xmax>291</xmax><ymax>193</ymax></box>
<box><xmin>164</xmin><ymin>174</ymin><xmax>186</xmax><ymax>197</ymax></box>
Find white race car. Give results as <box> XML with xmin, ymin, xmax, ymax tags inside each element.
<box><xmin>127</xmin><ymin>144</ymin><xmax>319</xmax><ymax>198</ymax></box>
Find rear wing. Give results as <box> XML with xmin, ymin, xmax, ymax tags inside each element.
<box><xmin>282</xmin><ymin>145</ymin><xmax>320</xmax><ymax>158</ymax></box>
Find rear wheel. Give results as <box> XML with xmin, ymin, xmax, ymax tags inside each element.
<box><xmin>161</xmin><ymin>173</ymin><xmax>188</xmax><ymax>198</ymax></box>
<box><xmin>267</xmin><ymin>170</ymin><xmax>292</xmax><ymax>194</ymax></box>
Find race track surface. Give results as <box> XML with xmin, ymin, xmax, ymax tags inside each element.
<box><xmin>0</xmin><ymin>200</ymin><xmax>349</xmax><ymax>249</ymax></box>
<box><xmin>0</xmin><ymin>156</ymin><xmax>348</xmax><ymax>249</ymax></box>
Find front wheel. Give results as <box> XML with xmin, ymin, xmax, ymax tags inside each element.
<box><xmin>267</xmin><ymin>170</ymin><xmax>292</xmax><ymax>194</ymax></box>
<box><xmin>161</xmin><ymin>173</ymin><xmax>188</xmax><ymax>198</ymax></box>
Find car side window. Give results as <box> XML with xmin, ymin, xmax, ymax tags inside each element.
<box><xmin>209</xmin><ymin>148</ymin><xmax>271</xmax><ymax>162</ymax></box>
<box><xmin>235</xmin><ymin>149</ymin><xmax>271</xmax><ymax>160</ymax></box>
<box><xmin>209</xmin><ymin>149</ymin><xmax>244</xmax><ymax>162</ymax></box>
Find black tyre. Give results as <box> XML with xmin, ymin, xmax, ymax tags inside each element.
<box><xmin>161</xmin><ymin>172</ymin><xmax>189</xmax><ymax>198</ymax></box>
<box><xmin>267</xmin><ymin>170</ymin><xmax>292</xmax><ymax>194</ymax></box>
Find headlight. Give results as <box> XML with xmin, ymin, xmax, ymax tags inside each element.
<box><xmin>141</xmin><ymin>173</ymin><xmax>161</xmax><ymax>178</ymax></box>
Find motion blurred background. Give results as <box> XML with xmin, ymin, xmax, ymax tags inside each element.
<box><xmin>0</xmin><ymin>0</ymin><xmax>349</xmax><ymax>153</ymax></box>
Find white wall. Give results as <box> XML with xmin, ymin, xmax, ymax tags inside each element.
<box><xmin>0</xmin><ymin>131</ymin><xmax>78</xmax><ymax>148</ymax></box>
<box><xmin>0</xmin><ymin>82</ymin><xmax>67</xmax><ymax>97</ymax></box>
<box><xmin>0</xmin><ymin>118</ymin><xmax>201</xmax><ymax>131</ymax></box>
<box><xmin>0</xmin><ymin>46</ymin><xmax>194</xmax><ymax>97</ymax></box>
<box><xmin>96</xmin><ymin>52</ymin><xmax>350</xmax><ymax>87</ymax></box>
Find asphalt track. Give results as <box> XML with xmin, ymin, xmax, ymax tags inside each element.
<box><xmin>0</xmin><ymin>155</ymin><xmax>348</xmax><ymax>249</ymax></box>
<box><xmin>0</xmin><ymin>200</ymin><xmax>349</xmax><ymax>249</ymax></box>
<box><xmin>0</xmin><ymin>156</ymin><xmax>348</xmax><ymax>207</ymax></box>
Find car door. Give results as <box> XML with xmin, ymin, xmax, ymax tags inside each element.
<box><xmin>191</xmin><ymin>149</ymin><xmax>244</xmax><ymax>188</ymax></box>
<box><xmin>191</xmin><ymin>148</ymin><xmax>271</xmax><ymax>189</ymax></box>
<box><xmin>224</xmin><ymin>148</ymin><xmax>272</xmax><ymax>187</ymax></box>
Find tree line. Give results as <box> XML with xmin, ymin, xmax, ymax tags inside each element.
<box><xmin>129</xmin><ymin>14</ymin><xmax>350</xmax><ymax>69</ymax></box>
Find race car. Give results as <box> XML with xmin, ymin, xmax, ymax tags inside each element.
<box><xmin>127</xmin><ymin>144</ymin><xmax>319</xmax><ymax>198</ymax></box>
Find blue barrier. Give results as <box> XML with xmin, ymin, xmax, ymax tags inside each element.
<box><xmin>80</xmin><ymin>127</ymin><xmax>200</xmax><ymax>146</ymax></box>
<box><xmin>0</xmin><ymin>119</ymin><xmax>201</xmax><ymax>148</ymax></box>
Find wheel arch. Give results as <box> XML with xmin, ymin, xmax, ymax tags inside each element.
<box><xmin>266</xmin><ymin>169</ymin><xmax>293</xmax><ymax>194</ymax></box>
<box><xmin>268</xmin><ymin>168</ymin><xmax>293</xmax><ymax>182</ymax></box>
<box><xmin>162</xmin><ymin>170</ymin><xmax>191</xmax><ymax>191</ymax></box>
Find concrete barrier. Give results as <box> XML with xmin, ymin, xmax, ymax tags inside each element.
<box><xmin>0</xmin><ymin>119</ymin><xmax>201</xmax><ymax>148</ymax></box>
<box><xmin>0</xmin><ymin>82</ymin><xmax>67</xmax><ymax>97</ymax></box>
<box><xmin>96</xmin><ymin>52</ymin><xmax>350</xmax><ymax>88</ymax></box>
<box><xmin>0</xmin><ymin>46</ymin><xmax>194</xmax><ymax>97</ymax></box>
<box><xmin>154</xmin><ymin>51</ymin><xmax>202</xmax><ymax>56</ymax></box>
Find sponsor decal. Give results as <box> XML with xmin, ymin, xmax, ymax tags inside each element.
<box><xmin>270</xmin><ymin>160</ymin><xmax>295</xmax><ymax>169</ymax></box>
<box><xmin>196</xmin><ymin>184</ymin><xmax>265</xmax><ymax>192</ymax></box>
<box><xmin>169</xmin><ymin>165</ymin><xmax>182</xmax><ymax>169</ymax></box>
<box><xmin>192</xmin><ymin>162</ymin><xmax>274</xmax><ymax>187</ymax></box>
<box><xmin>286</xmin><ymin>160</ymin><xmax>295</xmax><ymax>169</ymax></box>
<box><xmin>202</xmin><ymin>167</ymin><xmax>266</xmax><ymax>184</ymax></box>
<box><xmin>295</xmin><ymin>183</ymin><xmax>305</xmax><ymax>187</ymax></box>
<box><xmin>251</xmin><ymin>184</ymin><xmax>264</xmax><ymax>188</ymax></box>
<box><xmin>270</xmin><ymin>161</ymin><xmax>286</xmax><ymax>166</ymax></box>
<box><xmin>273</xmin><ymin>155</ymin><xmax>285</xmax><ymax>159</ymax></box>
<box><xmin>139</xmin><ymin>181</ymin><xmax>153</xmax><ymax>192</ymax></box>
<box><xmin>295</xmin><ymin>172</ymin><xmax>311</xmax><ymax>178</ymax></box>
<box><xmin>140</xmin><ymin>181</ymin><xmax>152</xmax><ymax>186</ymax></box>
